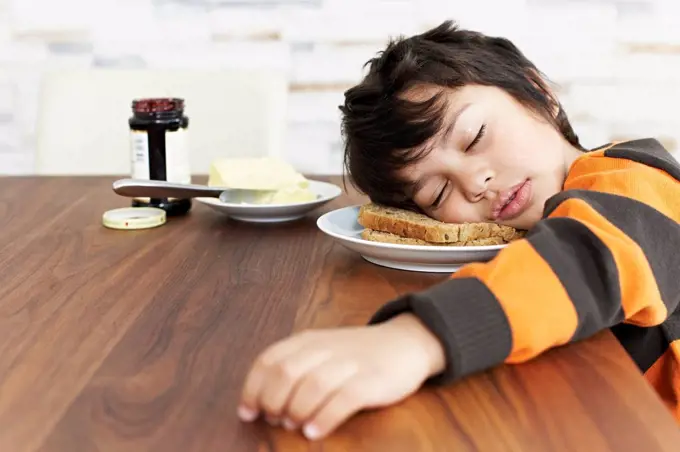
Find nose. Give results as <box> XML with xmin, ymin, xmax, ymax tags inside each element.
<box><xmin>461</xmin><ymin>169</ymin><xmax>494</xmax><ymax>203</ymax></box>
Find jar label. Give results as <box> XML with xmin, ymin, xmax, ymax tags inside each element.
<box><xmin>129</xmin><ymin>129</ymin><xmax>191</xmax><ymax>200</ymax></box>
<box><xmin>164</xmin><ymin>128</ymin><xmax>192</xmax><ymax>185</ymax></box>
<box><xmin>130</xmin><ymin>130</ymin><xmax>150</xmax><ymax>181</ymax></box>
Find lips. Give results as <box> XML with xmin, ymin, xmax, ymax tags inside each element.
<box><xmin>491</xmin><ymin>179</ymin><xmax>532</xmax><ymax>221</ymax></box>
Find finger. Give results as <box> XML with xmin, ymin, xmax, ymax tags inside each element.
<box><xmin>302</xmin><ymin>377</ymin><xmax>379</xmax><ymax>440</ymax></box>
<box><xmin>239</xmin><ymin>331</ymin><xmax>314</xmax><ymax>420</ymax></box>
<box><xmin>283</xmin><ymin>360</ymin><xmax>358</xmax><ymax>429</ymax></box>
<box><xmin>257</xmin><ymin>348</ymin><xmax>332</xmax><ymax>421</ymax></box>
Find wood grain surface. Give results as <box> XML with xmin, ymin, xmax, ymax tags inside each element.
<box><xmin>0</xmin><ymin>176</ymin><xmax>678</xmax><ymax>452</ymax></box>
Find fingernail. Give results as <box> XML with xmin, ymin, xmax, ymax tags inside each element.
<box><xmin>282</xmin><ymin>418</ymin><xmax>297</xmax><ymax>431</ymax></box>
<box><xmin>237</xmin><ymin>405</ymin><xmax>258</xmax><ymax>422</ymax></box>
<box><xmin>303</xmin><ymin>423</ymin><xmax>321</xmax><ymax>440</ymax></box>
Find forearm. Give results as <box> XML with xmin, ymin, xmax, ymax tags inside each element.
<box><xmin>370</xmin><ymin>276</ymin><xmax>514</xmax><ymax>384</ymax></box>
<box><xmin>371</xmin><ymin>189</ymin><xmax>680</xmax><ymax>383</ymax></box>
<box><xmin>377</xmin><ymin>313</ymin><xmax>447</xmax><ymax>377</ymax></box>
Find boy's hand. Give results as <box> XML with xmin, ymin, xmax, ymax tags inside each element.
<box><xmin>238</xmin><ymin>313</ymin><xmax>445</xmax><ymax>440</ymax></box>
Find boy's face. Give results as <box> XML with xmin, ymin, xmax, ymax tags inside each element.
<box><xmin>398</xmin><ymin>84</ymin><xmax>582</xmax><ymax>230</ymax></box>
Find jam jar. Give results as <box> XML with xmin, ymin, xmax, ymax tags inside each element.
<box><xmin>128</xmin><ymin>97</ymin><xmax>192</xmax><ymax>216</ymax></box>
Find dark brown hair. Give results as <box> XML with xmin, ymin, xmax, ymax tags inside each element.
<box><xmin>339</xmin><ymin>20</ymin><xmax>582</xmax><ymax>211</ymax></box>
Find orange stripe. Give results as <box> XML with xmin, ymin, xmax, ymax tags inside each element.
<box><xmin>567</xmin><ymin>152</ymin><xmax>680</xmax><ymax>223</ymax></box>
<box><xmin>644</xmin><ymin>347</ymin><xmax>678</xmax><ymax>417</ymax></box>
<box><xmin>567</xmin><ymin>141</ymin><xmax>619</xmax><ymax>172</ymax></box>
<box><xmin>453</xmin><ymin>240</ymin><xmax>578</xmax><ymax>363</ymax></box>
<box><xmin>549</xmin><ymin>198</ymin><xmax>666</xmax><ymax>326</ymax></box>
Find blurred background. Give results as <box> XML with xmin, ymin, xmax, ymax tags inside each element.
<box><xmin>0</xmin><ymin>0</ymin><xmax>679</xmax><ymax>176</ymax></box>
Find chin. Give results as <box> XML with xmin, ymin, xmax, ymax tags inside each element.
<box><xmin>499</xmin><ymin>208</ymin><xmax>541</xmax><ymax>231</ymax></box>
<box><xmin>516</xmin><ymin>212</ymin><xmax>542</xmax><ymax>231</ymax></box>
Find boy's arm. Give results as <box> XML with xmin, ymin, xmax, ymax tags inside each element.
<box><xmin>369</xmin><ymin>139</ymin><xmax>680</xmax><ymax>384</ymax></box>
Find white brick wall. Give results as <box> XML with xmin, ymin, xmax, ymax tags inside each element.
<box><xmin>0</xmin><ymin>0</ymin><xmax>679</xmax><ymax>175</ymax></box>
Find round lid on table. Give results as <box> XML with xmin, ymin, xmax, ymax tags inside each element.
<box><xmin>102</xmin><ymin>207</ymin><xmax>166</xmax><ymax>230</ymax></box>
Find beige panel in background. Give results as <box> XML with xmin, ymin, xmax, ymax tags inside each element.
<box><xmin>35</xmin><ymin>68</ymin><xmax>289</xmax><ymax>176</ymax></box>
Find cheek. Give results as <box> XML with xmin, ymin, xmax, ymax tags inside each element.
<box><xmin>490</xmin><ymin>139</ymin><xmax>541</xmax><ymax>171</ymax></box>
<box><xmin>434</xmin><ymin>193</ymin><xmax>482</xmax><ymax>223</ymax></box>
<box><xmin>488</xmin><ymin>120</ymin><xmax>560</xmax><ymax>172</ymax></box>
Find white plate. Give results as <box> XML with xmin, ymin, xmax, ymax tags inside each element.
<box><xmin>316</xmin><ymin>205</ymin><xmax>506</xmax><ymax>273</ymax></box>
<box><xmin>195</xmin><ymin>180</ymin><xmax>342</xmax><ymax>223</ymax></box>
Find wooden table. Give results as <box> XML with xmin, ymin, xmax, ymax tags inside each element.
<box><xmin>1</xmin><ymin>176</ymin><xmax>679</xmax><ymax>452</ymax></box>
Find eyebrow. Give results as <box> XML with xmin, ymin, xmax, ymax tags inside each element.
<box><xmin>440</xmin><ymin>102</ymin><xmax>471</xmax><ymax>143</ymax></box>
<box><xmin>406</xmin><ymin>102</ymin><xmax>472</xmax><ymax>198</ymax></box>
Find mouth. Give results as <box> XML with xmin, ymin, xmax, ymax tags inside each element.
<box><xmin>491</xmin><ymin>179</ymin><xmax>532</xmax><ymax>221</ymax></box>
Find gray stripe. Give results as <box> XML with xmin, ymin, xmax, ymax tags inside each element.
<box><xmin>526</xmin><ymin>217</ymin><xmax>624</xmax><ymax>341</ymax></box>
<box><xmin>416</xmin><ymin>278</ymin><xmax>512</xmax><ymax>383</ymax></box>
<box><xmin>544</xmin><ymin>189</ymin><xmax>680</xmax><ymax>319</ymax></box>
<box><xmin>370</xmin><ymin>277</ymin><xmax>512</xmax><ymax>383</ymax></box>
<box><xmin>661</xmin><ymin>309</ymin><xmax>680</xmax><ymax>343</ymax></box>
<box><xmin>605</xmin><ymin>138</ymin><xmax>680</xmax><ymax>182</ymax></box>
<box><xmin>611</xmin><ymin>323</ymin><xmax>669</xmax><ymax>373</ymax></box>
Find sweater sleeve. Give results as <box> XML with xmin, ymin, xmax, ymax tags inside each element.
<box><xmin>369</xmin><ymin>138</ymin><xmax>680</xmax><ymax>384</ymax></box>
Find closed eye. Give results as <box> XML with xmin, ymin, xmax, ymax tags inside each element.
<box><xmin>465</xmin><ymin>124</ymin><xmax>486</xmax><ymax>152</ymax></box>
<box><xmin>431</xmin><ymin>181</ymin><xmax>449</xmax><ymax>208</ymax></box>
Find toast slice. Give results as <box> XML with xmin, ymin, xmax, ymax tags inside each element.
<box><xmin>358</xmin><ymin>203</ymin><xmax>524</xmax><ymax>244</ymax></box>
<box><xmin>361</xmin><ymin>229</ymin><xmax>508</xmax><ymax>247</ymax></box>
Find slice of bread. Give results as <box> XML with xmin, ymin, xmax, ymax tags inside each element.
<box><xmin>361</xmin><ymin>229</ymin><xmax>508</xmax><ymax>247</ymax></box>
<box><xmin>358</xmin><ymin>203</ymin><xmax>524</xmax><ymax>244</ymax></box>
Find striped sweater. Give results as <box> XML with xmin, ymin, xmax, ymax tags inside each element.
<box><xmin>370</xmin><ymin>138</ymin><xmax>680</xmax><ymax>422</ymax></box>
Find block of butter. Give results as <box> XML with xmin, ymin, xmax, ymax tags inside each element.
<box><xmin>207</xmin><ymin>157</ymin><xmax>317</xmax><ymax>204</ymax></box>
